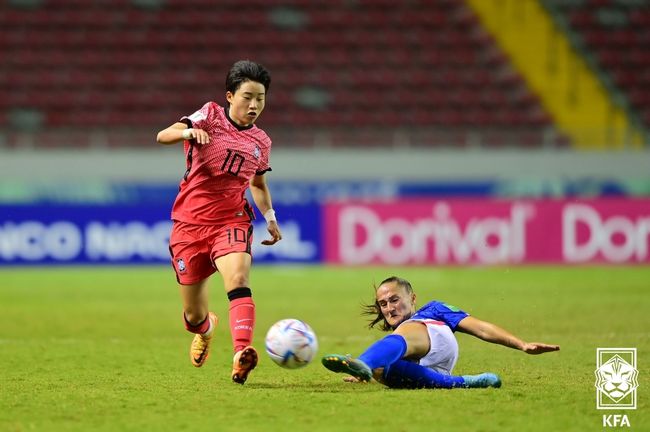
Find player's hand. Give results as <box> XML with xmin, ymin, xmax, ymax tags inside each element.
<box><xmin>522</xmin><ymin>342</ymin><xmax>560</xmax><ymax>355</ymax></box>
<box><xmin>344</xmin><ymin>369</ymin><xmax>380</xmax><ymax>383</ymax></box>
<box><xmin>184</xmin><ymin>128</ymin><xmax>210</xmax><ymax>144</ymax></box>
<box><xmin>343</xmin><ymin>376</ymin><xmax>362</xmax><ymax>383</ymax></box>
<box><xmin>261</xmin><ymin>221</ymin><xmax>282</xmax><ymax>245</ymax></box>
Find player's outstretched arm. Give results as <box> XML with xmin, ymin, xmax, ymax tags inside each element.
<box><xmin>156</xmin><ymin>122</ymin><xmax>210</xmax><ymax>145</ymax></box>
<box><xmin>457</xmin><ymin>316</ymin><xmax>560</xmax><ymax>355</ymax></box>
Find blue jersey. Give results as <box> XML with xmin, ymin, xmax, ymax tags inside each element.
<box><xmin>410</xmin><ymin>301</ymin><xmax>469</xmax><ymax>331</ymax></box>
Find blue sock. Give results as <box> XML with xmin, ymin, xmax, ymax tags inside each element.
<box><xmin>382</xmin><ymin>360</ymin><xmax>466</xmax><ymax>389</ymax></box>
<box><xmin>358</xmin><ymin>334</ymin><xmax>407</xmax><ymax>370</ymax></box>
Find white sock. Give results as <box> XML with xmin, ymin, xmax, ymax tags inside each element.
<box><xmin>201</xmin><ymin>316</ymin><xmax>214</xmax><ymax>337</ymax></box>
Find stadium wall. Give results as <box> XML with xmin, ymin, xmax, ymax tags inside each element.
<box><xmin>2</xmin><ymin>148</ymin><xmax>650</xmax><ymax>181</ymax></box>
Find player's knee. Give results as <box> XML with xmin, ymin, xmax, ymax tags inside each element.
<box><xmin>227</xmin><ymin>272</ymin><xmax>249</xmax><ymax>289</ymax></box>
<box><xmin>394</xmin><ymin>323</ymin><xmax>430</xmax><ymax>358</ymax></box>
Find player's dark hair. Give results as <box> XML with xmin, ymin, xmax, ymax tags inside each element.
<box><xmin>225</xmin><ymin>60</ymin><xmax>271</xmax><ymax>94</ymax></box>
<box><xmin>362</xmin><ymin>276</ymin><xmax>414</xmax><ymax>332</ymax></box>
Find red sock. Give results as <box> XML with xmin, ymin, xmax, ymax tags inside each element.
<box><xmin>229</xmin><ymin>296</ymin><xmax>255</xmax><ymax>353</ymax></box>
<box><xmin>184</xmin><ymin>313</ymin><xmax>210</xmax><ymax>334</ymax></box>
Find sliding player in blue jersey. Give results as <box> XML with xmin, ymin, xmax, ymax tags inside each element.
<box><xmin>322</xmin><ymin>276</ymin><xmax>560</xmax><ymax>389</ymax></box>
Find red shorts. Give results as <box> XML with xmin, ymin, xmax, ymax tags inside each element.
<box><xmin>169</xmin><ymin>220</ymin><xmax>253</xmax><ymax>285</ymax></box>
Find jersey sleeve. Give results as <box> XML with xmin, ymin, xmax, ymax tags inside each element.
<box><xmin>255</xmin><ymin>135</ymin><xmax>272</xmax><ymax>175</ymax></box>
<box><xmin>181</xmin><ymin>102</ymin><xmax>213</xmax><ymax>130</ymax></box>
<box><xmin>412</xmin><ymin>301</ymin><xmax>469</xmax><ymax>331</ymax></box>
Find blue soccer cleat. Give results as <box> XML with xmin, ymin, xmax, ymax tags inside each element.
<box><xmin>462</xmin><ymin>372</ymin><xmax>502</xmax><ymax>388</ymax></box>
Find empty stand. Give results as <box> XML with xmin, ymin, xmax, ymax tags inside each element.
<box><xmin>544</xmin><ymin>0</ymin><xmax>650</xmax><ymax>133</ymax></box>
<box><xmin>0</xmin><ymin>0</ymin><xmax>566</xmax><ymax>148</ymax></box>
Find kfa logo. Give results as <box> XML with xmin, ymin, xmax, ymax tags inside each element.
<box><xmin>602</xmin><ymin>415</ymin><xmax>630</xmax><ymax>428</ymax></box>
<box><xmin>595</xmin><ymin>348</ymin><xmax>638</xmax><ymax>428</ymax></box>
<box><xmin>595</xmin><ymin>348</ymin><xmax>638</xmax><ymax>409</ymax></box>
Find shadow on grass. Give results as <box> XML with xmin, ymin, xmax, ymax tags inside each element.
<box><xmin>244</xmin><ymin>381</ymin><xmax>383</xmax><ymax>393</ymax></box>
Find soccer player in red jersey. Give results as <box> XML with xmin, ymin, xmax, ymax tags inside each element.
<box><xmin>156</xmin><ymin>60</ymin><xmax>282</xmax><ymax>384</ymax></box>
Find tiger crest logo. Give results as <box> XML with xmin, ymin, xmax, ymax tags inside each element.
<box><xmin>595</xmin><ymin>348</ymin><xmax>638</xmax><ymax>409</ymax></box>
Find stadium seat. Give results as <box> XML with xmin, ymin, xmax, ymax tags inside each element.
<box><xmin>0</xmin><ymin>0</ymin><xmax>563</xmax><ymax>148</ymax></box>
<box><xmin>544</xmin><ymin>0</ymin><xmax>650</xmax><ymax>133</ymax></box>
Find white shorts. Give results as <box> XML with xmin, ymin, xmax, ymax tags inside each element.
<box><xmin>404</xmin><ymin>318</ymin><xmax>459</xmax><ymax>375</ymax></box>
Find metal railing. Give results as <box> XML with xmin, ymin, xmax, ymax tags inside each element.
<box><xmin>0</xmin><ymin>126</ymin><xmax>569</xmax><ymax>150</ymax></box>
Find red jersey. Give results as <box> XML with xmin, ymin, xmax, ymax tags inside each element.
<box><xmin>171</xmin><ymin>102</ymin><xmax>272</xmax><ymax>225</ymax></box>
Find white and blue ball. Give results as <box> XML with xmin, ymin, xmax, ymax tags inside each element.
<box><xmin>265</xmin><ymin>319</ymin><xmax>318</xmax><ymax>369</ymax></box>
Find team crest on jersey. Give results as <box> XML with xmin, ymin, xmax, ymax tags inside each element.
<box><xmin>253</xmin><ymin>145</ymin><xmax>261</xmax><ymax>159</ymax></box>
<box><xmin>188</xmin><ymin>110</ymin><xmax>206</xmax><ymax>123</ymax></box>
<box><xmin>443</xmin><ymin>303</ymin><xmax>461</xmax><ymax>312</ymax></box>
<box><xmin>177</xmin><ymin>258</ymin><xmax>186</xmax><ymax>272</ymax></box>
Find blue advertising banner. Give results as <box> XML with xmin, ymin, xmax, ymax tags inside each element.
<box><xmin>250</xmin><ymin>204</ymin><xmax>321</xmax><ymax>264</ymax></box>
<box><xmin>0</xmin><ymin>203</ymin><xmax>321</xmax><ymax>266</ymax></box>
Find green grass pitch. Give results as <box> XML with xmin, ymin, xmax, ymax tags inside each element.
<box><xmin>1</xmin><ymin>266</ymin><xmax>648</xmax><ymax>432</ymax></box>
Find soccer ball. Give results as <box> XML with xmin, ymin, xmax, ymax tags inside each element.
<box><xmin>264</xmin><ymin>319</ymin><xmax>318</xmax><ymax>369</ymax></box>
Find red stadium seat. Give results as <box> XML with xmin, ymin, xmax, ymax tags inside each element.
<box><xmin>0</xmin><ymin>0</ymin><xmax>562</xmax><ymax>148</ymax></box>
<box><xmin>545</xmin><ymin>0</ymin><xmax>650</xmax><ymax>131</ymax></box>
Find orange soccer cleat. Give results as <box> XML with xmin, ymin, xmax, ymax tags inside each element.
<box><xmin>231</xmin><ymin>346</ymin><xmax>258</xmax><ymax>384</ymax></box>
<box><xmin>190</xmin><ymin>312</ymin><xmax>218</xmax><ymax>367</ymax></box>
